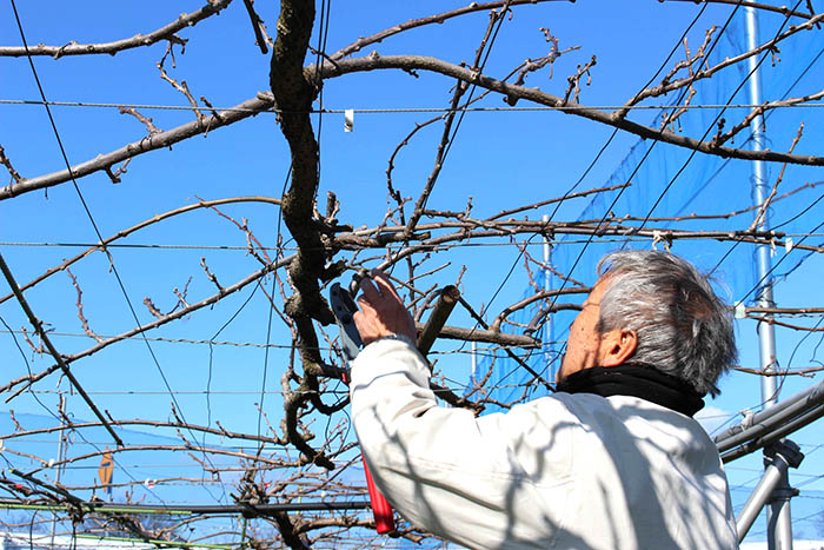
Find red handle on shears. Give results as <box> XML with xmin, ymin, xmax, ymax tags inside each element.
<box><xmin>362</xmin><ymin>456</ymin><xmax>396</xmax><ymax>534</ymax></box>
<box><xmin>329</xmin><ymin>283</ymin><xmax>396</xmax><ymax>535</ymax></box>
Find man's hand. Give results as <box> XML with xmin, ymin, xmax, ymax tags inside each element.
<box><xmin>354</xmin><ymin>269</ymin><xmax>417</xmax><ymax>345</ymax></box>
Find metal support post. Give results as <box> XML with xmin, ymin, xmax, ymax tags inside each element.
<box><xmin>744</xmin><ymin>7</ymin><xmax>790</xmax><ymax>548</ymax></box>
<box><xmin>768</xmin><ymin>465</ymin><xmax>800</xmax><ymax>550</ymax></box>
<box><xmin>745</xmin><ymin>6</ymin><xmax>778</xmax><ymax>405</ymax></box>
<box><xmin>736</xmin><ymin>440</ymin><xmax>803</xmax><ymax>543</ymax></box>
<box><xmin>51</xmin><ymin>390</ymin><xmax>67</xmax><ymax>547</ymax></box>
<box><xmin>542</xmin><ymin>214</ymin><xmax>554</xmax><ymax>383</ymax></box>
<box><xmin>471</xmin><ymin>340</ymin><xmax>478</xmax><ymax>384</ymax></box>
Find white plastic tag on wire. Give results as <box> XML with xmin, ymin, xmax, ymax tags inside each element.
<box><xmin>344</xmin><ymin>109</ymin><xmax>354</xmax><ymax>132</ymax></box>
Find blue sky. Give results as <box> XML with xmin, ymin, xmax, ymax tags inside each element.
<box><xmin>1</xmin><ymin>0</ymin><xmax>823</xmax><ymax>544</ymax></box>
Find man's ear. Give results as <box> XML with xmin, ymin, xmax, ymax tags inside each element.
<box><xmin>598</xmin><ymin>329</ymin><xmax>638</xmax><ymax>367</ymax></box>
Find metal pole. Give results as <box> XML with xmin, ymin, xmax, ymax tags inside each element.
<box><xmin>736</xmin><ymin>440</ymin><xmax>803</xmax><ymax>542</ymax></box>
<box><xmin>239</xmin><ymin>515</ymin><xmax>248</xmax><ymax>549</ymax></box>
<box><xmin>744</xmin><ymin>7</ymin><xmax>792</xmax><ymax>549</ymax></box>
<box><xmin>745</xmin><ymin>8</ymin><xmax>777</xmax><ymax>404</ymax></box>
<box><xmin>51</xmin><ymin>390</ymin><xmax>67</xmax><ymax>547</ymax></box>
<box><xmin>737</xmin><ymin>455</ymin><xmax>787</xmax><ymax>541</ymax></box>
<box><xmin>542</xmin><ymin>214</ymin><xmax>554</xmax><ymax>384</ymax></box>
<box><xmin>471</xmin><ymin>340</ymin><xmax>477</xmax><ymax>383</ymax></box>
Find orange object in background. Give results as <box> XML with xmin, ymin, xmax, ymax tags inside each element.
<box><xmin>98</xmin><ymin>450</ymin><xmax>114</xmax><ymax>495</ymax></box>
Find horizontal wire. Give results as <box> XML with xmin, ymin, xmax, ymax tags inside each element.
<box><xmin>20</xmin><ymin>388</ymin><xmax>349</xmax><ymax>396</ymax></box>
<box><xmin>0</xmin><ymin>329</ymin><xmax>308</xmax><ymax>350</ymax></box>
<box><xmin>9</xmin><ymin>380</ymin><xmax>539</xmax><ymax>396</ymax></box>
<box><xmin>0</xmin><ymin>242</ymin><xmax>291</xmax><ymax>252</ymax></box>
<box><xmin>0</xmin><ymin>240</ymin><xmax>596</xmax><ymax>252</ymax></box>
<box><xmin>17</xmin><ymin>389</ymin><xmax>350</xmax><ymax>398</ymax></box>
<box><xmin>0</xmin><ymin>329</ymin><xmax>536</xmax><ymax>353</ymax></box>
<box><xmin>1</xmin><ymin>98</ymin><xmax>822</xmax><ymax>114</ymax></box>
<box><xmin>1</xmin><ymin>459</ymin><xmax>264</xmax><ymax>469</ymax></box>
<box><xmin>7</xmin><ymin>440</ymin><xmax>334</xmax><ymax>454</ymax></box>
<box><xmin>0</xmin><ymin>498</ymin><xmax>374</xmax><ymax>515</ymax></box>
<box><xmin>2</xmin><ymin>233</ymin><xmax>822</xmax><ymax>252</ymax></box>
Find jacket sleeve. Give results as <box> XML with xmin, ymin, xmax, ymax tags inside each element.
<box><xmin>349</xmin><ymin>336</ymin><xmax>573</xmax><ymax>547</ymax></box>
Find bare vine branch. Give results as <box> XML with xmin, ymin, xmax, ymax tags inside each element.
<box><xmin>0</xmin><ymin>0</ymin><xmax>233</xmax><ymax>58</ymax></box>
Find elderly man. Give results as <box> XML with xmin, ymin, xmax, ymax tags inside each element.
<box><xmin>350</xmin><ymin>250</ymin><xmax>738</xmax><ymax>549</ymax></box>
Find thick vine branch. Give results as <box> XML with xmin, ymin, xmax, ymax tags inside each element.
<box><xmin>330</xmin><ymin>0</ymin><xmax>564</xmax><ymax>60</ymax></box>
<box><xmin>1</xmin><ymin>258</ymin><xmax>293</xmax><ymax>398</ymax></box>
<box><xmin>0</xmin><ymin>0</ymin><xmax>233</xmax><ymax>58</ymax></box>
<box><xmin>5</xmin><ymin>12</ymin><xmax>821</xmax><ymax>203</ymax></box>
<box><xmin>625</xmin><ymin>13</ymin><xmax>824</xmax><ymax>110</ymax></box>
<box><xmin>0</xmin><ymin>95</ymin><xmax>275</xmax><ymax>200</ymax></box>
<box><xmin>0</xmin><ymin>254</ymin><xmax>123</xmax><ymax>446</ymax></box>
<box><xmin>314</xmin><ymin>55</ymin><xmax>824</xmax><ymax>166</ymax></box>
<box><xmin>0</xmin><ymin>196</ymin><xmax>281</xmax><ymax>306</ymax></box>
<box><xmin>23</xmin><ymin>444</ymin><xmax>292</xmax><ymax>478</ymax></box>
<box><xmin>664</xmin><ymin>0</ymin><xmax>817</xmax><ymax>20</ymax></box>
<box><xmin>1</xmin><ymin>418</ymin><xmax>287</xmax><ymax>446</ymax></box>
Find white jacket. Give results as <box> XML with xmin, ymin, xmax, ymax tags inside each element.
<box><xmin>350</xmin><ymin>337</ymin><xmax>738</xmax><ymax>549</ymax></box>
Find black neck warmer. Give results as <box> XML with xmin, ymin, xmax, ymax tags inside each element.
<box><xmin>555</xmin><ymin>364</ymin><xmax>705</xmax><ymax>417</ymax></box>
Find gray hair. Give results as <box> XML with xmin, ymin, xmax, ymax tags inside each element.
<box><xmin>596</xmin><ymin>250</ymin><xmax>736</xmax><ymax>396</ymax></box>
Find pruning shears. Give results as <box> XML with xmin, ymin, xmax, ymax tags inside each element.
<box><xmin>329</xmin><ymin>281</ymin><xmax>397</xmax><ymax>536</ymax></box>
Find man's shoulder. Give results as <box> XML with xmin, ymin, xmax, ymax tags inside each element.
<box><xmin>521</xmin><ymin>392</ymin><xmax>707</xmax><ymax>442</ymax></box>
<box><xmin>494</xmin><ymin>393</ymin><xmax>618</xmax><ymax>437</ymax></box>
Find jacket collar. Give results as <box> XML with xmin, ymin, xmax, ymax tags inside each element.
<box><xmin>555</xmin><ymin>364</ymin><xmax>705</xmax><ymax>417</ymax></box>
